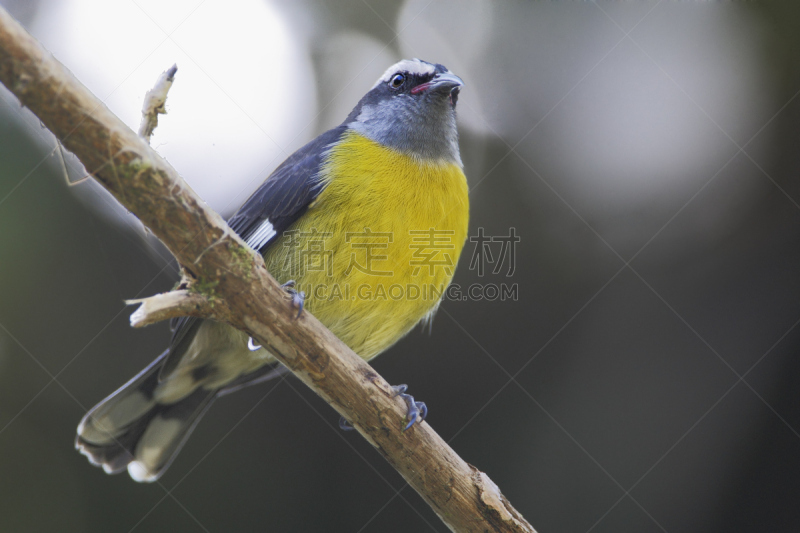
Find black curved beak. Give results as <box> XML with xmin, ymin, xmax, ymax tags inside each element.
<box><xmin>411</xmin><ymin>71</ymin><xmax>464</xmax><ymax>105</ymax></box>
<box><xmin>428</xmin><ymin>72</ymin><xmax>464</xmax><ymax>93</ymax></box>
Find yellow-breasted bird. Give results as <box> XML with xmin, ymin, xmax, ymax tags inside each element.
<box><xmin>76</xmin><ymin>59</ymin><xmax>469</xmax><ymax>482</ymax></box>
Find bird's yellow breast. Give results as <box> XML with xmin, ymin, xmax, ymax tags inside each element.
<box><xmin>263</xmin><ymin>130</ymin><xmax>469</xmax><ymax>359</ymax></box>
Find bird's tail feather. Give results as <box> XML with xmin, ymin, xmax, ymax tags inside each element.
<box><xmin>75</xmin><ymin>350</ymin><xmax>216</xmax><ymax>483</ymax></box>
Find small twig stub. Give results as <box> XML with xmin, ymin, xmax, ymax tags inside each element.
<box><xmin>126</xmin><ymin>290</ymin><xmax>211</xmax><ymax>328</ymax></box>
<box><xmin>138</xmin><ymin>64</ymin><xmax>177</xmax><ymax>141</ymax></box>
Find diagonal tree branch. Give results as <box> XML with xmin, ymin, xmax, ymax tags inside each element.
<box><xmin>0</xmin><ymin>7</ymin><xmax>535</xmax><ymax>532</ymax></box>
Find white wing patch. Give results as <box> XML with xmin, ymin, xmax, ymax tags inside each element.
<box><xmin>245</xmin><ymin>218</ymin><xmax>277</xmax><ymax>250</ymax></box>
<box><xmin>373</xmin><ymin>58</ymin><xmax>437</xmax><ymax>88</ymax></box>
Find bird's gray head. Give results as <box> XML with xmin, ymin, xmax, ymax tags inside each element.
<box><xmin>345</xmin><ymin>59</ymin><xmax>463</xmax><ymax>166</ymax></box>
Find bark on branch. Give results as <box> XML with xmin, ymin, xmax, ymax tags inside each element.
<box><xmin>0</xmin><ymin>7</ymin><xmax>535</xmax><ymax>532</ymax></box>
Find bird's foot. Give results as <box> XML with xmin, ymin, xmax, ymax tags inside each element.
<box><xmin>247</xmin><ymin>282</ymin><xmax>305</xmax><ymax>350</ymax></box>
<box><xmin>281</xmin><ymin>280</ymin><xmax>305</xmax><ymax>319</ymax></box>
<box><xmin>392</xmin><ymin>384</ymin><xmax>427</xmax><ymax>432</ymax></box>
<box><xmin>339</xmin><ymin>385</ymin><xmax>427</xmax><ymax>432</ymax></box>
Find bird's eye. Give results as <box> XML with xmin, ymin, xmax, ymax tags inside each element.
<box><xmin>389</xmin><ymin>73</ymin><xmax>405</xmax><ymax>89</ymax></box>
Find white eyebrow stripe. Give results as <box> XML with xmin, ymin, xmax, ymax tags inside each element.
<box><xmin>372</xmin><ymin>59</ymin><xmax>438</xmax><ymax>88</ymax></box>
<box><xmin>246</xmin><ymin>219</ymin><xmax>277</xmax><ymax>250</ymax></box>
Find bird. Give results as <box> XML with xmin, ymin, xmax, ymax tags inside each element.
<box><xmin>76</xmin><ymin>58</ymin><xmax>470</xmax><ymax>482</ymax></box>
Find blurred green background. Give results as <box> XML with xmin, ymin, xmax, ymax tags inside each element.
<box><xmin>2</xmin><ymin>0</ymin><xmax>800</xmax><ymax>531</ymax></box>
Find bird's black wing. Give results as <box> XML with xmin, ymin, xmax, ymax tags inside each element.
<box><xmin>227</xmin><ymin>125</ymin><xmax>348</xmax><ymax>252</ymax></box>
<box><xmin>161</xmin><ymin>125</ymin><xmax>348</xmax><ymax>381</ymax></box>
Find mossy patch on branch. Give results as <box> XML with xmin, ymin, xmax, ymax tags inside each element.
<box><xmin>229</xmin><ymin>242</ymin><xmax>256</xmax><ymax>280</ymax></box>
<box><xmin>189</xmin><ymin>277</ymin><xmax>219</xmax><ymax>306</ymax></box>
